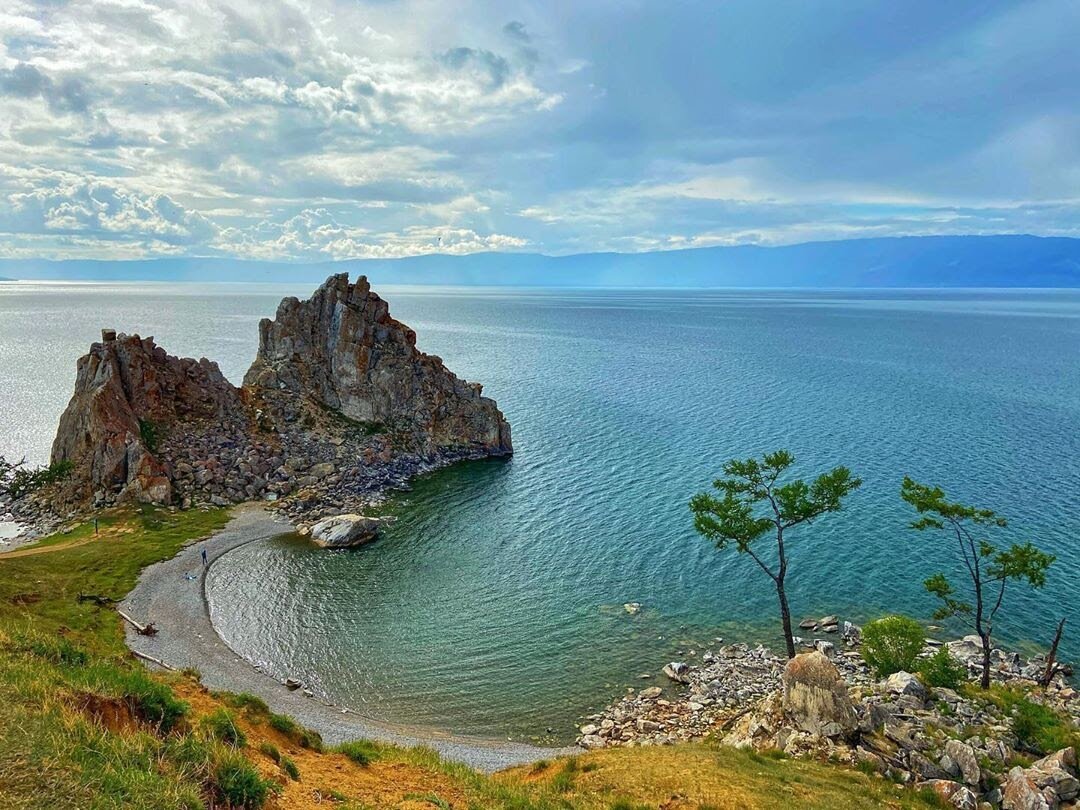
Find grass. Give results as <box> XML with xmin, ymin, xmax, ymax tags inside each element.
<box><xmin>0</xmin><ymin>504</ymin><xmax>970</xmax><ymax>809</ymax></box>
<box><xmin>336</xmin><ymin>739</ymin><xmax>383</xmax><ymax>766</ymax></box>
<box><xmin>967</xmin><ymin>683</ymin><xmax>1080</xmax><ymax>755</ymax></box>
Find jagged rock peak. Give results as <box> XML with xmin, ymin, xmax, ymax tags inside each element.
<box><xmin>50</xmin><ymin>331</ymin><xmax>242</xmax><ymax>504</ymax></box>
<box><xmin>244</xmin><ymin>273</ymin><xmax>512</xmax><ymax>455</ymax></box>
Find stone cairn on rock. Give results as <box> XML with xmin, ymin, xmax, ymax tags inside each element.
<box><xmin>579</xmin><ymin>618</ymin><xmax>1080</xmax><ymax>810</ymax></box>
<box><xmin>12</xmin><ymin>274</ymin><xmax>512</xmax><ymax>539</ymax></box>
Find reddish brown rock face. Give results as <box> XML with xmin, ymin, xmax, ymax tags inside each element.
<box><xmin>50</xmin><ymin>332</ymin><xmax>243</xmax><ymax>504</ymax></box>
<box><xmin>48</xmin><ymin>274</ymin><xmax>512</xmax><ymax>508</ymax></box>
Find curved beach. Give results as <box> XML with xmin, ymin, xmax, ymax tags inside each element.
<box><xmin>121</xmin><ymin>504</ymin><xmax>572</xmax><ymax>772</ymax></box>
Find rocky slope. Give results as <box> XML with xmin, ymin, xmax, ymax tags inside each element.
<box><xmin>580</xmin><ymin>624</ymin><xmax>1080</xmax><ymax>809</ymax></box>
<box><xmin>27</xmin><ymin>274</ymin><xmax>511</xmax><ymax>522</ymax></box>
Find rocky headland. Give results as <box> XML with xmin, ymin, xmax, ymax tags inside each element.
<box><xmin>9</xmin><ymin>273</ymin><xmax>511</xmax><ymax>534</ymax></box>
<box><xmin>580</xmin><ymin>621</ymin><xmax>1079</xmax><ymax>809</ymax></box>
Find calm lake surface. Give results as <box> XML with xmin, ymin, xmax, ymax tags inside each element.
<box><xmin>2</xmin><ymin>281</ymin><xmax>1079</xmax><ymax>742</ymax></box>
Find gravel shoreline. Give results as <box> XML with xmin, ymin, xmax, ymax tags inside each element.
<box><xmin>122</xmin><ymin>503</ymin><xmax>572</xmax><ymax>772</ymax></box>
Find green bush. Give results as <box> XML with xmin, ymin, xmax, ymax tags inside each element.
<box><xmin>861</xmin><ymin>615</ymin><xmax>925</xmax><ymax>677</ymax></box>
<box><xmin>1010</xmin><ymin>696</ymin><xmax>1076</xmax><ymax>754</ymax></box>
<box><xmin>201</xmin><ymin>708</ymin><xmax>246</xmax><ymax>748</ymax></box>
<box><xmin>221</xmin><ymin>692</ymin><xmax>270</xmax><ymax>717</ymax></box>
<box><xmin>139</xmin><ymin>419</ymin><xmax>160</xmax><ymax>453</ymax></box>
<box><xmin>337</xmin><ymin>739</ymin><xmax>381</xmax><ymax>766</ymax></box>
<box><xmin>257</xmin><ymin>741</ymin><xmax>281</xmax><ymax>763</ymax></box>
<box><xmin>267</xmin><ymin>713</ymin><xmax>296</xmax><ymax>735</ymax></box>
<box><xmin>917</xmin><ymin>647</ymin><xmax>966</xmax><ymax>689</ymax></box>
<box><xmin>212</xmin><ymin>748</ymin><xmax>275</xmax><ymax>808</ymax></box>
<box><xmin>116</xmin><ymin>669</ymin><xmax>189</xmax><ymax>733</ymax></box>
<box><xmin>280</xmin><ymin>754</ymin><xmax>300</xmax><ymax>781</ymax></box>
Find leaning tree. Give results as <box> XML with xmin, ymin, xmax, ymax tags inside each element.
<box><xmin>901</xmin><ymin>477</ymin><xmax>1055</xmax><ymax>689</ymax></box>
<box><xmin>690</xmin><ymin>450</ymin><xmax>861</xmax><ymax>658</ymax></box>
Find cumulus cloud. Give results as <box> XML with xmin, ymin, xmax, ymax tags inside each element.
<box><xmin>0</xmin><ymin>0</ymin><xmax>1078</xmax><ymax>261</ymax></box>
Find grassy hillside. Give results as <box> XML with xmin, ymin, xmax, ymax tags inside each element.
<box><xmin>0</xmin><ymin>506</ymin><xmax>944</xmax><ymax>809</ymax></box>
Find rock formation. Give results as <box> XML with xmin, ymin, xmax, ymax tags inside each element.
<box><xmin>41</xmin><ymin>274</ymin><xmax>512</xmax><ymax>515</ymax></box>
<box><xmin>244</xmin><ymin>274</ymin><xmax>511</xmax><ymax>456</ymax></box>
<box><xmin>50</xmin><ymin>331</ymin><xmax>244</xmax><ymax>505</ymax></box>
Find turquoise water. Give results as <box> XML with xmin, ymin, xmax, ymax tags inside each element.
<box><xmin>2</xmin><ymin>283</ymin><xmax>1079</xmax><ymax>742</ymax></box>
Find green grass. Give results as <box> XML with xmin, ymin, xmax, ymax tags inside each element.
<box><xmin>336</xmin><ymin>739</ymin><xmax>382</xmax><ymax>766</ymax></box>
<box><xmin>969</xmin><ymin>684</ymin><xmax>1080</xmax><ymax>755</ymax></box>
<box><xmin>0</xmin><ymin>504</ymin><xmax>982</xmax><ymax>810</ymax></box>
<box><xmin>0</xmin><ymin>505</ymin><xmax>228</xmax><ymax>655</ymax></box>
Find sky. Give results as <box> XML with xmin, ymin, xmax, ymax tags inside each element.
<box><xmin>1</xmin><ymin>0</ymin><xmax>1079</xmax><ymax>262</ymax></box>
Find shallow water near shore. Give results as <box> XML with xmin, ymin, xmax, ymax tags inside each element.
<box><xmin>4</xmin><ymin>282</ymin><xmax>1080</xmax><ymax>742</ymax></box>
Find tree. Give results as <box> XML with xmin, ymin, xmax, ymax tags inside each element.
<box><xmin>900</xmin><ymin>477</ymin><xmax>1055</xmax><ymax>689</ymax></box>
<box><xmin>690</xmin><ymin>450</ymin><xmax>861</xmax><ymax>658</ymax></box>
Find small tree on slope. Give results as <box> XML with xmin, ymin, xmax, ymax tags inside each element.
<box><xmin>900</xmin><ymin>477</ymin><xmax>1055</xmax><ymax>689</ymax></box>
<box><xmin>690</xmin><ymin>450</ymin><xmax>861</xmax><ymax>658</ymax></box>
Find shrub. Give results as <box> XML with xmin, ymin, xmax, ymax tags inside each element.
<box><xmin>297</xmin><ymin>727</ymin><xmax>323</xmax><ymax>752</ymax></box>
<box><xmin>267</xmin><ymin>713</ymin><xmax>296</xmax><ymax>735</ymax></box>
<box><xmin>221</xmin><ymin>692</ymin><xmax>270</xmax><ymax>717</ymax></box>
<box><xmin>337</xmin><ymin>739</ymin><xmax>381</xmax><ymax>766</ymax></box>
<box><xmin>861</xmin><ymin>615</ymin><xmax>925</xmax><ymax>677</ymax></box>
<box><xmin>917</xmin><ymin>647</ymin><xmax>966</xmax><ymax>689</ymax></box>
<box><xmin>257</xmin><ymin>741</ymin><xmax>280</xmax><ymax>763</ymax></box>
<box><xmin>1</xmin><ymin>456</ymin><xmax>74</xmax><ymax>499</ymax></box>
<box><xmin>280</xmin><ymin>755</ymin><xmax>300</xmax><ymax>781</ymax></box>
<box><xmin>201</xmin><ymin>708</ymin><xmax>247</xmax><ymax>748</ymax></box>
<box><xmin>1010</xmin><ymin>696</ymin><xmax>1075</xmax><ymax>754</ymax></box>
<box><xmin>118</xmin><ymin>669</ymin><xmax>189</xmax><ymax>733</ymax></box>
<box><xmin>139</xmin><ymin>419</ymin><xmax>159</xmax><ymax>453</ymax></box>
<box><xmin>212</xmin><ymin>748</ymin><xmax>275</xmax><ymax>808</ymax></box>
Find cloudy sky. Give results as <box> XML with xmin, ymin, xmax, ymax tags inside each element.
<box><xmin>1</xmin><ymin>0</ymin><xmax>1078</xmax><ymax>261</ymax></box>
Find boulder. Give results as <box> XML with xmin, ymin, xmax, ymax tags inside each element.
<box><xmin>916</xmin><ymin>780</ymin><xmax>978</xmax><ymax>810</ymax></box>
<box><xmin>781</xmin><ymin>651</ymin><xmax>858</xmax><ymax>739</ymax></box>
<box><xmin>664</xmin><ymin>662</ymin><xmax>690</xmax><ymax>683</ymax></box>
<box><xmin>309</xmin><ymin>514</ymin><xmax>382</xmax><ymax>548</ymax></box>
<box><xmin>883</xmin><ymin>671</ymin><xmax>928</xmax><ymax>701</ymax></box>
<box><xmin>944</xmin><ymin>739</ymin><xmax>981</xmax><ymax>787</ymax></box>
<box><xmin>1002</xmin><ymin>766</ymin><xmax>1054</xmax><ymax>810</ymax></box>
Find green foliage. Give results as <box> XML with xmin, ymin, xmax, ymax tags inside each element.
<box><xmin>280</xmin><ymin>754</ymin><xmax>300</xmax><ymax>781</ymax></box>
<box><xmin>13</xmin><ymin>631</ymin><xmax>89</xmax><ymax>667</ymax></box>
<box><xmin>220</xmin><ymin>691</ymin><xmax>270</xmax><ymax>717</ymax></box>
<box><xmin>337</xmin><ymin>739</ymin><xmax>382</xmax><ymax>766</ymax></box>
<box><xmin>917</xmin><ymin>647</ymin><xmax>966</xmax><ymax>689</ymax></box>
<box><xmin>138</xmin><ymin>419</ymin><xmax>159</xmax><ymax>453</ymax></box>
<box><xmin>201</xmin><ymin>708</ymin><xmax>247</xmax><ymax>748</ymax></box>
<box><xmin>861</xmin><ymin>615</ymin><xmax>925</xmax><ymax>677</ymax></box>
<box><xmin>691</xmin><ymin>450</ymin><xmax>861</xmax><ymax>656</ymax></box>
<box><xmin>258</xmin><ymin>740</ymin><xmax>281</xmax><ymax>762</ymax></box>
<box><xmin>690</xmin><ymin>451</ymin><xmax>862</xmax><ymax>555</ymax></box>
<box><xmin>901</xmin><ymin>477</ymin><xmax>1055</xmax><ymax>688</ymax></box>
<box><xmin>267</xmin><ymin>712</ymin><xmax>296</xmax><ymax>735</ymax></box>
<box><xmin>0</xmin><ymin>454</ymin><xmax>74</xmax><ymax>499</ymax></box>
<box><xmin>1011</xmin><ymin>699</ymin><xmax>1074</xmax><ymax>754</ymax></box>
<box><xmin>117</xmin><ymin>667</ymin><xmax>190</xmax><ymax>733</ymax></box>
<box><xmin>211</xmin><ymin>747</ymin><xmax>276</xmax><ymax>808</ymax></box>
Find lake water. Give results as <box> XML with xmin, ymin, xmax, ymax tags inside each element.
<box><xmin>2</xmin><ymin>281</ymin><xmax>1079</xmax><ymax>742</ymax></box>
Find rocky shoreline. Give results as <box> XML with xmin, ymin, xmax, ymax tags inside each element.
<box><xmin>5</xmin><ymin>273</ymin><xmax>511</xmax><ymax>539</ymax></box>
<box><xmin>580</xmin><ymin>618</ymin><xmax>1079</xmax><ymax>808</ymax></box>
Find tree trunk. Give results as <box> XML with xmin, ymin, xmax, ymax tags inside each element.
<box><xmin>776</xmin><ymin>579</ymin><xmax>796</xmax><ymax>658</ymax></box>
<box><xmin>1039</xmin><ymin>618</ymin><xmax>1066</xmax><ymax>688</ymax></box>
<box><xmin>980</xmin><ymin>632</ymin><xmax>992</xmax><ymax>690</ymax></box>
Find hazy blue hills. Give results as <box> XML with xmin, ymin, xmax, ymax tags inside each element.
<box><xmin>3</xmin><ymin>235</ymin><xmax>1080</xmax><ymax>287</ymax></box>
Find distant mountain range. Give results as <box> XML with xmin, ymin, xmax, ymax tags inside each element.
<box><xmin>3</xmin><ymin>235</ymin><xmax>1080</xmax><ymax>287</ymax></box>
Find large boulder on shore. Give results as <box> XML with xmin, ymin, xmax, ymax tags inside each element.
<box><xmin>243</xmin><ymin>273</ymin><xmax>512</xmax><ymax>456</ymax></box>
<box><xmin>782</xmin><ymin>651</ymin><xmax>859</xmax><ymax>739</ymax></box>
<box><xmin>309</xmin><ymin>514</ymin><xmax>382</xmax><ymax>548</ymax></box>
